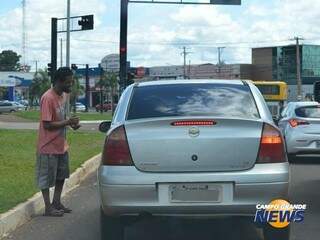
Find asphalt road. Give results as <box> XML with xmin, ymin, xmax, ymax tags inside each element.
<box><xmin>3</xmin><ymin>156</ymin><xmax>320</xmax><ymax>240</ymax></box>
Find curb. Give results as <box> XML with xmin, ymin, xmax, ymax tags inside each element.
<box><xmin>80</xmin><ymin>120</ymin><xmax>106</xmax><ymax>124</ymax></box>
<box><xmin>0</xmin><ymin>153</ymin><xmax>101</xmax><ymax>239</ymax></box>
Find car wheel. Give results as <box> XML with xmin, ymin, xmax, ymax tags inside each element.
<box><xmin>100</xmin><ymin>208</ymin><xmax>124</xmax><ymax>240</ymax></box>
<box><xmin>10</xmin><ymin>109</ymin><xmax>16</xmax><ymax>113</ymax></box>
<box><xmin>263</xmin><ymin>224</ymin><xmax>290</xmax><ymax>240</ymax></box>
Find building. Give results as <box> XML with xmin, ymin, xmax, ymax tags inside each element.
<box><xmin>188</xmin><ymin>63</ymin><xmax>251</xmax><ymax>80</ymax></box>
<box><xmin>149</xmin><ymin>65</ymin><xmax>184</xmax><ymax>80</ymax></box>
<box><xmin>74</xmin><ymin>67</ymin><xmax>105</xmax><ymax>107</ymax></box>
<box><xmin>0</xmin><ymin>72</ymin><xmax>33</xmax><ymax>101</ymax></box>
<box><xmin>148</xmin><ymin>63</ymin><xmax>251</xmax><ymax>80</ymax></box>
<box><xmin>101</xmin><ymin>54</ymin><xmax>120</xmax><ymax>73</ymax></box>
<box><xmin>252</xmin><ymin>45</ymin><xmax>320</xmax><ymax>100</ymax></box>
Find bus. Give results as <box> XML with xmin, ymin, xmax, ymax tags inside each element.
<box><xmin>253</xmin><ymin>81</ymin><xmax>288</xmax><ymax>118</ymax></box>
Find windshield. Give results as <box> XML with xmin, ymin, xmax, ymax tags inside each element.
<box><xmin>128</xmin><ymin>84</ymin><xmax>259</xmax><ymax>120</ymax></box>
<box><xmin>295</xmin><ymin>106</ymin><xmax>320</xmax><ymax>118</ymax></box>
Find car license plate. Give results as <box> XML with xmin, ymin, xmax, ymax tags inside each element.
<box><xmin>169</xmin><ymin>183</ymin><xmax>222</xmax><ymax>203</ymax></box>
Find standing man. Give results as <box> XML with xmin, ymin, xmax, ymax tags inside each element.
<box><xmin>36</xmin><ymin>67</ymin><xmax>80</xmax><ymax>217</ymax></box>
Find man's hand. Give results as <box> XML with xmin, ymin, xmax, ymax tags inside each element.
<box><xmin>68</xmin><ymin>116</ymin><xmax>80</xmax><ymax>126</ymax></box>
<box><xmin>71</xmin><ymin>124</ymin><xmax>81</xmax><ymax>130</ymax></box>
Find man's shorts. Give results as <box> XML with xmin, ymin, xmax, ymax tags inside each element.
<box><xmin>36</xmin><ymin>152</ymin><xmax>70</xmax><ymax>190</ymax></box>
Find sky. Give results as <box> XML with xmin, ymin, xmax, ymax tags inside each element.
<box><xmin>0</xmin><ymin>0</ymin><xmax>320</xmax><ymax>71</ymax></box>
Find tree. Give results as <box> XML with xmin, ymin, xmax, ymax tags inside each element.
<box><xmin>97</xmin><ymin>72</ymin><xmax>118</xmax><ymax>114</ymax></box>
<box><xmin>29</xmin><ymin>69</ymin><xmax>51</xmax><ymax>106</ymax></box>
<box><xmin>0</xmin><ymin>50</ymin><xmax>21</xmax><ymax>71</ymax></box>
<box><xmin>0</xmin><ymin>87</ymin><xmax>7</xmax><ymax>99</ymax></box>
<box><xmin>70</xmin><ymin>74</ymin><xmax>84</xmax><ymax>113</ymax></box>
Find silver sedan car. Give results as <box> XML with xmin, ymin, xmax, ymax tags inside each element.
<box><xmin>98</xmin><ymin>80</ymin><xmax>289</xmax><ymax>240</ymax></box>
<box><xmin>278</xmin><ymin>101</ymin><xmax>320</xmax><ymax>159</ymax></box>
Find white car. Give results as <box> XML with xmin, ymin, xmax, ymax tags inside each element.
<box><xmin>75</xmin><ymin>102</ymin><xmax>86</xmax><ymax>112</ymax></box>
<box><xmin>98</xmin><ymin>79</ymin><xmax>289</xmax><ymax>240</ymax></box>
<box><xmin>278</xmin><ymin>101</ymin><xmax>320</xmax><ymax>160</ymax></box>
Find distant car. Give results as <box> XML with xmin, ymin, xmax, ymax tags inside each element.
<box><xmin>75</xmin><ymin>102</ymin><xmax>86</xmax><ymax>112</ymax></box>
<box><xmin>278</xmin><ymin>101</ymin><xmax>320</xmax><ymax>160</ymax></box>
<box><xmin>18</xmin><ymin>100</ymin><xmax>29</xmax><ymax>107</ymax></box>
<box><xmin>95</xmin><ymin>101</ymin><xmax>117</xmax><ymax>112</ymax></box>
<box><xmin>0</xmin><ymin>101</ymin><xmax>24</xmax><ymax>113</ymax></box>
<box><xmin>98</xmin><ymin>80</ymin><xmax>289</xmax><ymax>240</ymax></box>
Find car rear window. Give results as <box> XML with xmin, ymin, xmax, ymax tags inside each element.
<box><xmin>295</xmin><ymin>106</ymin><xmax>320</xmax><ymax>118</ymax></box>
<box><xmin>127</xmin><ymin>83</ymin><xmax>260</xmax><ymax>120</ymax></box>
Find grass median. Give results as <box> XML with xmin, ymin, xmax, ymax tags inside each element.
<box><xmin>0</xmin><ymin>129</ymin><xmax>105</xmax><ymax>214</ymax></box>
<box><xmin>14</xmin><ymin>110</ymin><xmax>113</xmax><ymax>122</ymax></box>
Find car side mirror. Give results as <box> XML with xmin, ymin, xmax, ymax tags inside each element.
<box><xmin>99</xmin><ymin>121</ymin><xmax>111</xmax><ymax>133</ymax></box>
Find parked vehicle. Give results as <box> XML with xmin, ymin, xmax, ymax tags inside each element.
<box><xmin>0</xmin><ymin>101</ymin><xmax>24</xmax><ymax>113</ymax></box>
<box><xmin>98</xmin><ymin>80</ymin><xmax>289</xmax><ymax>240</ymax></box>
<box><xmin>75</xmin><ymin>102</ymin><xmax>86</xmax><ymax>112</ymax></box>
<box><xmin>253</xmin><ymin>81</ymin><xmax>287</xmax><ymax>119</ymax></box>
<box><xmin>95</xmin><ymin>100</ymin><xmax>117</xmax><ymax>112</ymax></box>
<box><xmin>278</xmin><ymin>101</ymin><xmax>320</xmax><ymax>160</ymax></box>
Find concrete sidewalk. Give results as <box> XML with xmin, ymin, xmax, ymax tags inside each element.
<box><xmin>0</xmin><ymin>154</ymin><xmax>102</xmax><ymax>239</ymax></box>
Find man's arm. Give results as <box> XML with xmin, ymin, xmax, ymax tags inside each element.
<box><xmin>43</xmin><ymin>117</ymin><xmax>79</xmax><ymax>131</ymax></box>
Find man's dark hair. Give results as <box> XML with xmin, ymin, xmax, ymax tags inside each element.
<box><xmin>53</xmin><ymin>67</ymin><xmax>73</xmax><ymax>85</ymax></box>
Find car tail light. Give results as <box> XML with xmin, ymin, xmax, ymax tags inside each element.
<box><xmin>256</xmin><ymin>123</ymin><xmax>286</xmax><ymax>163</ymax></box>
<box><xmin>101</xmin><ymin>125</ymin><xmax>134</xmax><ymax>166</ymax></box>
<box><xmin>171</xmin><ymin>120</ymin><xmax>216</xmax><ymax>126</ymax></box>
<box><xmin>289</xmin><ymin>119</ymin><xmax>310</xmax><ymax>128</ymax></box>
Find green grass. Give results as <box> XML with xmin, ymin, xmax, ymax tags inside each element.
<box><xmin>0</xmin><ymin>129</ymin><xmax>105</xmax><ymax>214</ymax></box>
<box><xmin>14</xmin><ymin>110</ymin><xmax>113</xmax><ymax>121</ymax></box>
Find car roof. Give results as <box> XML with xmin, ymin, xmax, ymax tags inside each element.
<box><xmin>288</xmin><ymin>101</ymin><xmax>319</xmax><ymax>108</ymax></box>
<box><xmin>136</xmin><ymin>79</ymin><xmax>245</xmax><ymax>87</ymax></box>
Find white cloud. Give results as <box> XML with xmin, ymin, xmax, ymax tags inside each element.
<box><xmin>1</xmin><ymin>0</ymin><xmax>320</xmax><ymax>70</ymax></box>
<box><xmin>0</xmin><ymin>0</ymin><xmax>108</xmax><ymax>70</ymax></box>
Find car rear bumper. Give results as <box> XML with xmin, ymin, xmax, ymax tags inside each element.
<box><xmin>286</xmin><ymin>133</ymin><xmax>320</xmax><ymax>154</ymax></box>
<box><xmin>98</xmin><ymin>163</ymin><xmax>289</xmax><ymax>217</ymax></box>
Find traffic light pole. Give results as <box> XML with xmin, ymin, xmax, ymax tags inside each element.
<box><xmin>119</xmin><ymin>0</ymin><xmax>240</xmax><ymax>94</ymax></box>
<box><xmin>99</xmin><ymin>64</ymin><xmax>104</xmax><ymax>114</ymax></box>
<box><xmin>85</xmin><ymin>64</ymin><xmax>90</xmax><ymax>112</ymax></box>
<box><xmin>51</xmin><ymin>18</ymin><xmax>58</xmax><ymax>83</ymax></box>
<box><xmin>119</xmin><ymin>0</ymin><xmax>128</xmax><ymax>95</ymax></box>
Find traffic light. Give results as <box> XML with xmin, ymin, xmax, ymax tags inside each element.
<box><xmin>314</xmin><ymin>81</ymin><xmax>320</xmax><ymax>102</ymax></box>
<box><xmin>47</xmin><ymin>63</ymin><xmax>52</xmax><ymax>76</ymax></box>
<box><xmin>78</xmin><ymin>15</ymin><xmax>94</xmax><ymax>30</ymax></box>
<box><xmin>71</xmin><ymin>64</ymin><xmax>78</xmax><ymax>71</ymax></box>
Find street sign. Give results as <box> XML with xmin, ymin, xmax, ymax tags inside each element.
<box><xmin>210</xmin><ymin>0</ymin><xmax>241</xmax><ymax>4</ymax></box>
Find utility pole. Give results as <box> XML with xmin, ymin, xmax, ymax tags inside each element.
<box><xmin>66</xmin><ymin>0</ymin><xmax>71</xmax><ymax>67</ymax></box>
<box><xmin>292</xmin><ymin>37</ymin><xmax>304</xmax><ymax>100</ymax></box>
<box><xmin>188</xmin><ymin>60</ymin><xmax>191</xmax><ymax>79</ymax></box>
<box><xmin>181</xmin><ymin>47</ymin><xmax>192</xmax><ymax>79</ymax></box>
<box><xmin>51</xmin><ymin>18</ymin><xmax>58</xmax><ymax>82</ymax></box>
<box><xmin>35</xmin><ymin>60</ymin><xmax>38</xmax><ymax>73</ymax></box>
<box><xmin>60</xmin><ymin>38</ymin><xmax>63</xmax><ymax>67</ymax></box>
<box><xmin>22</xmin><ymin>0</ymin><xmax>27</xmax><ymax>68</ymax></box>
<box><xmin>217</xmin><ymin>47</ymin><xmax>225</xmax><ymax>79</ymax></box>
<box><xmin>85</xmin><ymin>64</ymin><xmax>90</xmax><ymax>112</ymax></box>
<box><xmin>218</xmin><ymin>47</ymin><xmax>225</xmax><ymax>65</ymax></box>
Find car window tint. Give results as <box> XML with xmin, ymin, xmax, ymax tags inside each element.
<box><xmin>127</xmin><ymin>84</ymin><xmax>260</xmax><ymax>120</ymax></box>
<box><xmin>295</xmin><ymin>106</ymin><xmax>320</xmax><ymax>118</ymax></box>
